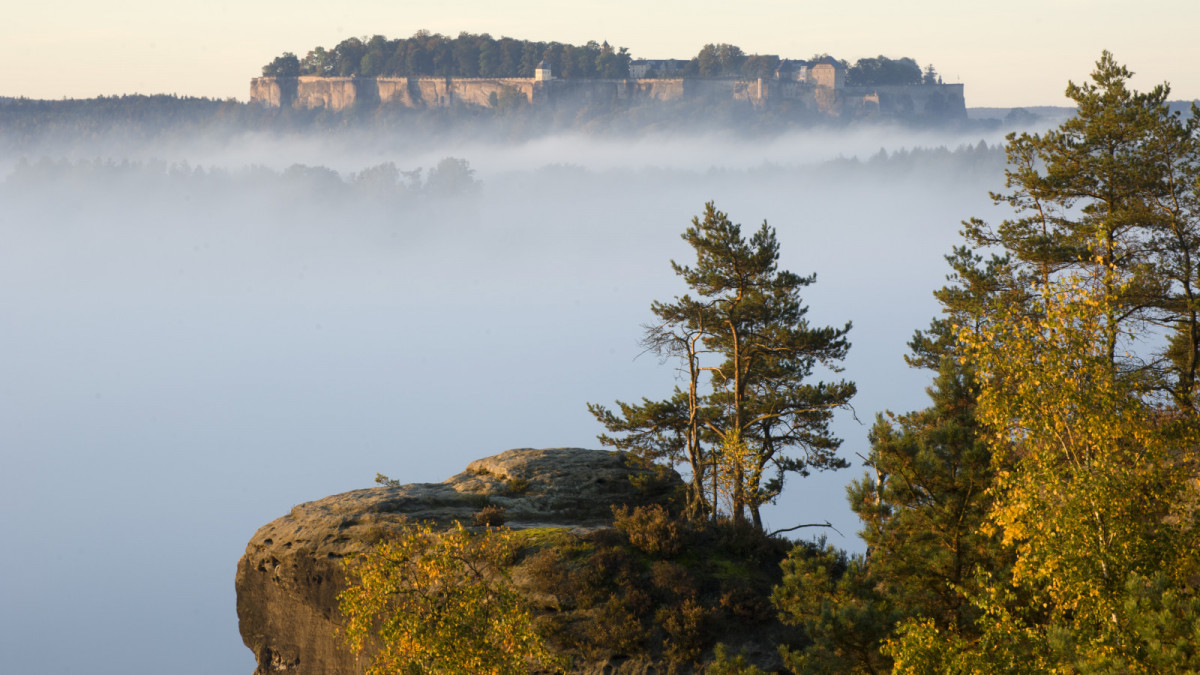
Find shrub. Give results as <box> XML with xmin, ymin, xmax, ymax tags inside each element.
<box><xmin>586</xmin><ymin>595</ymin><xmax>646</xmax><ymax>657</ymax></box>
<box><xmin>473</xmin><ymin>504</ymin><xmax>507</xmax><ymax>527</ymax></box>
<box><xmin>374</xmin><ymin>472</ymin><xmax>401</xmax><ymax>487</ymax></box>
<box><xmin>657</xmin><ymin>598</ymin><xmax>711</xmax><ymax>669</ymax></box>
<box><xmin>338</xmin><ymin>521</ymin><xmax>562</xmax><ymax>674</ymax></box>
<box><xmin>650</xmin><ymin>560</ymin><xmax>698</xmax><ymax>602</ymax></box>
<box><xmin>709</xmin><ymin>643</ymin><xmax>770</xmax><ymax>674</ymax></box>
<box><xmin>613</xmin><ymin>504</ymin><xmax>688</xmax><ymax>558</ymax></box>
<box><xmin>719</xmin><ymin>580</ymin><xmax>773</xmax><ymax>623</ymax></box>
<box><xmin>573</xmin><ymin>545</ymin><xmax>637</xmax><ymax>608</ymax></box>
<box><xmin>523</xmin><ymin>547</ymin><xmax>569</xmax><ymax>594</ymax></box>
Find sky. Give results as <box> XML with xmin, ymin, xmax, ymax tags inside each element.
<box><xmin>4</xmin><ymin>0</ymin><xmax>1200</xmax><ymax>107</ymax></box>
<box><xmin>0</xmin><ymin>2</ymin><xmax>1195</xmax><ymax>672</ymax></box>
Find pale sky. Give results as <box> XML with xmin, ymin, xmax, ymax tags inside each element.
<box><xmin>3</xmin><ymin>0</ymin><xmax>1197</xmax><ymax>107</ymax></box>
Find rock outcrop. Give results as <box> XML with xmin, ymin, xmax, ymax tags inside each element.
<box><xmin>236</xmin><ymin>448</ymin><xmax>681</xmax><ymax>675</ymax></box>
<box><xmin>250</xmin><ymin>75</ymin><xmax>968</xmax><ymax>120</ymax></box>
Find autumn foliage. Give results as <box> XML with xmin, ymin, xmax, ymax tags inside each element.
<box><xmin>337</xmin><ymin>521</ymin><xmax>560</xmax><ymax>675</ymax></box>
<box><xmin>884</xmin><ymin>271</ymin><xmax>1200</xmax><ymax>671</ymax></box>
<box><xmin>881</xmin><ymin>53</ymin><xmax>1200</xmax><ymax>672</ymax></box>
<box><xmin>337</xmin><ymin>52</ymin><xmax>1200</xmax><ymax>675</ymax></box>
<box><xmin>773</xmin><ymin>52</ymin><xmax>1200</xmax><ymax>673</ymax></box>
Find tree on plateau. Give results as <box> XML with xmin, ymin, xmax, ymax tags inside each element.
<box><xmin>590</xmin><ymin>202</ymin><xmax>855</xmax><ymax>529</ymax></box>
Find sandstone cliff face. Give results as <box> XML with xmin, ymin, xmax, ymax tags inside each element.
<box><xmin>248</xmin><ymin>75</ymin><xmax>967</xmax><ymax>121</ymax></box>
<box><xmin>236</xmin><ymin>448</ymin><xmax>682</xmax><ymax>675</ymax></box>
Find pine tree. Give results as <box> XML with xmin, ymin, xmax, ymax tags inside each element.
<box><xmin>590</xmin><ymin>202</ymin><xmax>855</xmax><ymax>528</ymax></box>
<box><xmin>882</xmin><ymin>53</ymin><xmax>1200</xmax><ymax>673</ymax></box>
<box><xmin>889</xmin><ymin>269</ymin><xmax>1200</xmax><ymax>673</ymax></box>
<box><xmin>777</xmin><ymin>52</ymin><xmax>1200</xmax><ymax>674</ymax></box>
<box><xmin>771</xmin><ymin>355</ymin><xmax>1007</xmax><ymax>673</ymax></box>
<box><xmin>773</xmin><ymin>539</ymin><xmax>892</xmax><ymax>674</ymax></box>
<box><xmin>963</xmin><ymin>51</ymin><xmax>1200</xmax><ymax>407</ymax></box>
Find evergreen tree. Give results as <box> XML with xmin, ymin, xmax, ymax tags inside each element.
<box><xmin>774</xmin><ymin>51</ymin><xmax>1200</xmax><ymax>675</ymax></box>
<box><xmin>590</xmin><ymin>202</ymin><xmax>855</xmax><ymax>528</ymax></box>
<box><xmin>852</xmin><ymin>361</ymin><xmax>1000</xmax><ymax>635</ymax></box>
<box><xmin>890</xmin><ymin>268</ymin><xmax>1200</xmax><ymax>673</ymax></box>
<box><xmin>769</xmin><ymin>155</ymin><xmax>1018</xmax><ymax>675</ymax></box>
<box><xmin>905</xmin><ymin>247</ymin><xmax>1019</xmax><ymax>370</ymax></box>
<box><xmin>878</xmin><ymin>52</ymin><xmax>1200</xmax><ymax>674</ymax></box>
<box><xmin>963</xmin><ymin>51</ymin><xmax>1200</xmax><ymax>407</ymax></box>
<box><xmin>771</xmin><ymin>356</ymin><xmax>1006</xmax><ymax>673</ymax></box>
<box><xmin>773</xmin><ymin>539</ymin><xmax>892</xmax><ymax>674</ymax></box>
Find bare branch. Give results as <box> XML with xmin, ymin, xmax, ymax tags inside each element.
<box><xmin>768</xmin><ymin>521</ymin><xmax>842</xmax><ymax>537</ymax></box>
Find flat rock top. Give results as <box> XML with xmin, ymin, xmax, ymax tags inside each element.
<box><xmin>244</xmin><ymin>447</ymin><xmax>677</xmax><ymax>564</ymax></box>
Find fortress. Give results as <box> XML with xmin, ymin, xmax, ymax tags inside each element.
<box><xmin>250</xmin><ymin>61</ymin><xmax>966</xmax><ymax>120</ymax></box>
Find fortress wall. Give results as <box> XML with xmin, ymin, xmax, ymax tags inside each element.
<box><xmin>842</xmin><ymin>83</ymin><xmax>966</xmax><ymax>119</ymax></box>
<box><xmin>374</xmin><ymin>78</ymin><xmax>450</xmax><ymax>107</ymax></box>
<box><xmin>732</xmin><ymin>79</ymin><xmax>773</xmax><ymax>106</ymax></box>
<box><xmin>374</xmin><ymin>78</ymin><xmax>415</xmax><ymax>107</ymax></box>
<box><xmin>541</xmin><ymin>79</ymin><xmax>632</xmax><ymax>106</ymax></box>
<box><xmin>260</xmin><ymin>77</ymin><xmax>539</xmax><ymax>109</ymax></box>
<box><xmin>249</xmin><ymin>77</ymin><xmax>966</xmax><ymax>119</ymax></box>
<box><xmin>414</xmin><ymin>79</ymin><xmax>451</xmax><ymax>107</ymax></box>
<box><xmin>449</xmin><ymin>79</ymin><xmax>536</xmax><ymax>106</ymax></box>
<box><xmin>814</xmin><ymin>87</ymin><xmax>841</xmax><ymax>115</ymax></box>
<box><xmin>249</xmin><ymin>78</ymin><xmax>290</xmax><ymax>107</ymax></box>
<box><xmin>732</xmin><ymin>80</ymin><xmax>755</xmax><ymax>103</ymax></box>
<box><xmin>292</xmin><ymin>76</ymin><xmax>358</xmax><ymax>110</ymax></box>
<box><xmin>682</xmin><ymin>79</ymin><xmax>741</xmax><ymax>100</ymax></box>
<box><xmin>776</xmin><ymin>81</ymin><xmax>814</xmax><ymax>101</ymax></box>
<box><xmin>631</xmin><ymin>79</ymin><xmax>686</xmax><ymax>101</ymax></box>
<box><xmin>250</xmin><ymin>76</ymin><xmax>752</xmax><ymax>110</ymax></box>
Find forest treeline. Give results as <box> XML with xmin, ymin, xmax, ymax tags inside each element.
<box><xmin>337</xmin><ymin>53</ymin><xmax>1200</xmax><ymax>673</ymax></box>
<box><xmin>1</xmin><ymin>143</ymin><xmax>1004</xmax><ymax>198</ymax></box>
<box><xmin>260</xmin><ymin>31</ymin><xmax>937</xmax><ymax>87</ymax></box>
<box><xmin>0</xmin><ymin>92</ymin><xmax>1020</xmax><ymax>153</ymax></box>
<box><xmin>262</xmin><ymin>33</ymin><xmax>632</xmax><ymax>80</ymax></box>
<box><xmin>1</xmin><ymin>155</ymin><xmax>483</xmax><ymax>208</ymax></box>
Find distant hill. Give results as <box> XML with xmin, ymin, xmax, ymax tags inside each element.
<box><xmin>970</xmin><ymin>100</ymin><xmax>1197</xmax><ymax>125</ymax></box>
<box><xmin>968</xmin><ymin>106</ymin><xmax>1074</xmax><ymax>119</ymax></box>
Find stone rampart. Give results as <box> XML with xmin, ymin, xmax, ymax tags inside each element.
<box><xmin>632</xmin><ymin>78</ymin><xmax>685</xmax><ymax>101</ymax></box>
<box><xmin>843</xmin><ymin>83</ymin><xmax>966</xmax><ymax>119</ymax></box>
<box><xmin>249</xmin><ymin>76</ymin><xmax>966</xmax><ymax>120</ymax></box>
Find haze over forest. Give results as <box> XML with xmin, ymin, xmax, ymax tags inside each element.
<box><xmin>3</xmin><ymin>35</ymin><xmax>1198</xmax><ymax>674</ymax></box>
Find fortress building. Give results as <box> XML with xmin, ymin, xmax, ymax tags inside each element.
<box><xmin>250</xmin><ymin>60</ymin><xmax>965</xmax><ymax>121</ymax></box>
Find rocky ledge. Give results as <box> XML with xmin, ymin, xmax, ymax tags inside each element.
<box><xmin>236</xmin><ymin>447</ymin><xmax>681</xmax><ymax>674</ymax></box>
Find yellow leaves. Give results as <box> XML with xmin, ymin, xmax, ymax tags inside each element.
<box><xmin>948</xmin><ymin>265</ymin><xmax>1200</xmax><ymax>664</ymax></box>
<box><xmin>337</xmin><ymin>521</ymin><xmax>562</xmax><ymax>675</ymax></box>
<box><xmin>890</xmin><ymin>58</ymin><xmax>1200</xmax><ymax>671</ymax></box>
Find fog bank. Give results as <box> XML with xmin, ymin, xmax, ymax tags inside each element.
<box><xmin>0</xmin><ymin>126</ymin><xmax>1007</xmax><ymax>674</ymax></box>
